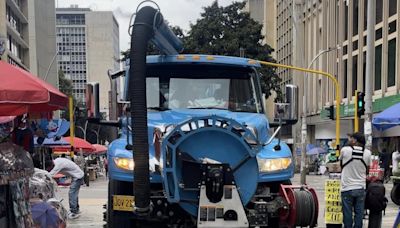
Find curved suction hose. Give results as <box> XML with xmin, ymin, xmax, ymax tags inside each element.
<box><xmin>128</xmin><ymin>3</ymin><xmax>183</xmax><ymax>215</ymax></box>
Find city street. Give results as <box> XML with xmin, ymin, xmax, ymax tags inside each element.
<box><xmin>59</xmin><ymin>174</ymin><xmax>399</xmax><ymax>227</ymax></box>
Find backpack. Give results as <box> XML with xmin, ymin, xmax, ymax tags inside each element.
<box><xmin>365</xmin><ymin>181</ymin><xmax>388</xmax><ymax>212</ymax></box>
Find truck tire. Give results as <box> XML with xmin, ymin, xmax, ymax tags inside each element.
<box><xmin>106</xmin><ymin>180</ymin><xmax>134</xmax><ymax>228</ymax></box>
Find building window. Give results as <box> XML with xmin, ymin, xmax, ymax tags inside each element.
<box><xmin>363</xmin><ymin>52</ymin><xmax>366</xmax><ymax>92</ymax></box>
<box><xmin>389</xmin><ymin>21</ymin><xmax>397</xmax><ymax>34</ymax></box>
<box><xmin>353</xmin><ymin>40</ymin><xmax>358</xmax><ymax>50</ymax></box>
<box><xmin>363</xmin><ymin>0</ymin><xmax>368</xmax><ymax>31</ymax></box>
<box><xmin>343</xmin><ymin>59</ymin><xmax>348</xmax><ymax>98</ymax></box>
<box><xmin>352</xmin><ymin>55</ymin><xmax>358</xmax><ymax>92</ymax></box>
<box><xmin>387</xmin><ymin>39</ymin><xmax>396</xmax><ymax>87</ymax></box>
<box><xmin>353</xmin><ymin>0</ymin><xmax>359</xmax><ymax>36</ymax></box>
<box><xmin>389</xmin><ymin>0</ymin><xmax>397</xmax><ymax>17</ymax></box>
<box><xmin>375</xmin><ymin>44</ymin><xmax>382</xmax><ymax>90</ymax></box>
<box><xmin>376</xmin><ymin>0</ymin><xmax>383</xmax><ymax>23</ymax></box>
<box><xmin>376</xmin><ymin>28</ymin><xmax>382</xmax><ymax>40</ymax></box>
<box><xmin>345</xmin><ymin>3</ymin><xmax>349</xmax><ymax>40</ymax></box>
<box><xmin>343</xmin><ymin>45</ymin><xmax>348</xmax><ymax>55</ymax></box>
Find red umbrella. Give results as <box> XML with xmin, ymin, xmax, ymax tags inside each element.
<box><xmin>92</xmin><ymin>144</ymin><xmax>107</xmax><ymax>154</ymax></box>
<box><xmin>0</xmin><ymin>62</ymin><xmax>68</xmax><ymax>116</ymax></box>
<box><xmin>63</xmin><ymin>137</ymin><xmax>95</xmax><ymax>152</ymax></box>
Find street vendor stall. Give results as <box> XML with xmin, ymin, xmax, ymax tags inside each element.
<box><xmin>0</xmin><ymin>61</ymin><xmax>69</xmax><ymax>227</ymax></box>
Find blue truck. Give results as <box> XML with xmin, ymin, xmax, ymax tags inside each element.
<box><xmin>100</xmin><ymin>2</ymin><xmax>318</xmax><ymax>227</ymax></box>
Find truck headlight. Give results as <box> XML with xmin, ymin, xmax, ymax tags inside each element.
<box><xmin>257</xmin><ymin>158</ymin><xmax>292</xmax><ymax>172</ymax></box>
<box><xmin>113</xmin><ymin>157</ymin><xmax>135</xmax><ymax>171</ymax></box>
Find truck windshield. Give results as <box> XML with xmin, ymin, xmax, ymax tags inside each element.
<box><xmin>143</xmin><ymin>64</ymin><xmax>263</xmax><ymax>113</ymax></box>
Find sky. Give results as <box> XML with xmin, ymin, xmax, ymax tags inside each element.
<box><xmin>57</xmin><ymin>0</ymin><xmax>237</xmax><ymax>51</ymax></box>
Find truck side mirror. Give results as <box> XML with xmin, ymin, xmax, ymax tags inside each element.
<box><xmin>274</xmin><ymin>85</ymin><xmax>298</xmax><ymax>125</ymax></box>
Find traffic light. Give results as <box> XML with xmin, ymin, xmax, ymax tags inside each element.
<box><xmin>356</xmin><ymin>91</ymin><xmax>365</xmax><ymax>116</ymax></box>
<box><xmin>325</xmin><ymin>105</ymin><xmax>335</xmax><ymax>120</ymax></box>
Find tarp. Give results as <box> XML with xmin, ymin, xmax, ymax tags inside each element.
<box><xmin>0</xmin><ymin>62</ymin><xmax>68</xmax><ymax>116</ymax></box>
<box><xmin>372</xmin><ymin>102</ymin><xmax>400</xmax><ymax>131</ymax></box>
<box><xmin>63</xmin><ymin>137</ymin><xmax>95</xmax><ymax>151</ymax></box>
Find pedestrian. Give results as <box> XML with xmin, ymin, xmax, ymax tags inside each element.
<box><xmin>379</xmin><ymin>148</ymin><xmax>390</xmax><ymax>182</ymax></box>
<box><xmin>365</xmin><ymin>176</ymin><xmax>388</xmax><ymax>228</ymax></box>
<box><xmin>103</xmin><ymin>156</ymin><xmax>108</xmax><ymax>178</ymax></box>
<box><xmin>45</xmin><ymin>157</ymin><xmax>84</xmax><ymax>219</ymax></box>
<box><xmin>339</xmin><ymin>132</ymin><xmax>371</xmax><ymax>228</ymax></box>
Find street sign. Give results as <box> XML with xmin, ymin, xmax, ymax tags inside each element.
<box><xmin>324</xmin><ymin>180</ymin><xmax>342</xmax><ymax>224</ymax></box>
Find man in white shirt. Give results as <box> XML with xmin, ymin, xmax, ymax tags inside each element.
<box><xmin>339</xmin><ymin>132</ymin><xmax>371</xmax><ymax>228</ymax></box>
<box><xmin>46</xmin><ymin>157</ymin><xmax>84</xmax><ymax>219</ymax></box>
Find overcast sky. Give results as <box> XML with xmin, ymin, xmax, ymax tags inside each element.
<box><xmin>57</xmin><ymin>0</ymin><xmax>237</xmax><ymax>52</ymax></box>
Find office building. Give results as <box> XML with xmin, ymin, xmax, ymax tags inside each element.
<box><xmin>0</xmin><ymin>0</ymin><xmax>57</xmax><ymax>86</ymax></box>
<box><xmin>56</xmin><ymin>6</ymin><xmax>120</xmax><ymax>117</ymax></box>
<box><xmin>248</xmin><ymin>0</ymin><xmax>400</xmax><ymax>151</ymax></box>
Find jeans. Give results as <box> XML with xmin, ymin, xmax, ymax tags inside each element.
<box><xmin>69</xmin><ymin>178</ymin><xmax>83</xmax><ymax>213</ymax></box>
<box><xmin>341</xmin><ymin>188</ymin><xmax>365</xmax><ymax>228</ymax></box>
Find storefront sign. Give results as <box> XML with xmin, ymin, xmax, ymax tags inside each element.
<box><xmin>325</xmin><ymin>180</ymin><xmax>342</xmax><ymax>224</ymax></box>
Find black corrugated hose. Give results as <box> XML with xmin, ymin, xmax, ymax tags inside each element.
<box><xmin>128</xmin><ymin>6</ymin><xmax>159</xmax><ymax>214</ymax></box>
<box><xmin>294</xmin><ymin>189</ymin><xmax>316</xmax><ymax>227</ymax></box>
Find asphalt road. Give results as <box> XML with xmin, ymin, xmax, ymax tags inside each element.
<box><xmin>58</xmin><ymin>174</ymin><xmax>399</xmax><ymax>227</ymax></box>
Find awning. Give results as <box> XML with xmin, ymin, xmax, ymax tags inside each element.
<box><xmin>0</xmin><ymin>62</ymin><xmax>68</xmax><ymax>116</ymax></box>
<box><xmin>372</xmin><ymin>102</ymin><xmax>400</xmax><ymax>131</ymax></box>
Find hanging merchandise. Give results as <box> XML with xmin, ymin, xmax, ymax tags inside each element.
<box><xmin>29</xmin><ymin>169</ymin><xmax>67</xmax><ymax>227</ymax></box>
<box><xmin>9</xmin><ymin>179</ymin><xmax>34</xmax><ymax>228</ymax></box>
<box><xmin>0</xmin><ymin>142</ymin><xmax>34</xmax><ymax>185</ymax></box>
<box><xmin>29</xmin><ymin>168</ymin><xmax>58</xmax><ymax>201</ymax></box>
<box><xmin>0</xmin><ymin>142</ymin><xmax>35</xmax><ymax>227</ymax></box>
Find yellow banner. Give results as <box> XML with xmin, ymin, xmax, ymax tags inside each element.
<box><xmin>325</xmin><ymin>180</ymin><xmax>343</xmax><ymax>224</ymax></box>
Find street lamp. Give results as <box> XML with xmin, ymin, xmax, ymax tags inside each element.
<box><xmin>89</xmin><ymin>128</ymin><xmax>100</xmax><ymax>144</ymax></box>
<box><xmin>44</xmin><ymin>48</ymin><xmax>71</xmax><ymax>81</ymax></box>
<box><xmin>75</xmin><ymin>126</ymin><xmax>86</xmax><ymax>140</ymax></box>
<box><xmin>300</xmin><ymin>45</ymin><xmax>340</xmax><ymax>184</ymax></box>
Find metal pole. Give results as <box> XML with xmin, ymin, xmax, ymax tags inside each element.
<box><xmin>69</xmin><ymin>96</ymin><xmax>75</xmax><ymax>157</ymax></box>
<box><xmin>364</xmin><ymin>0</ymin><xmax>375</xmax><ymax>149</ymax></box>
<box><xmin>354</xmin><ymin>90</ymin><xmax>359</xmax><ymax>132</ymax></box>
<box><xmin>257</xmin><ymin>60</ymin><xmax>341</xmax><ymax>153</ymax></box>
<box><xmin>44</xmin><ymin>49</ymin><xmax>60</xmax><ymax>81</ymax></box>
<box><xmin>301</xmin><ymin>47</ymin><xmax>338</xmax><ymax>184</ymax></box>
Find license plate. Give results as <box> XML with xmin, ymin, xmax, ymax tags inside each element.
<box><xmin>113</xmin><ymin>195</ymin><xmax>135</xmax><ymax>211</ymax></box>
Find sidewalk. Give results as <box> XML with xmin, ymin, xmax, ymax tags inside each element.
<box><xmin>58</xmin><ymin>177</ymin><xmax>108</xmax><ymax>227</ymax></box>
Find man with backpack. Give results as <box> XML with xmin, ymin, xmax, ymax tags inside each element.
<box><xmin>365</xmin><ymin>176</ymin><xmax>387</xmax><ymax>228</ymax></box>
<box><xmin>340</xmin><ymin>132</ymin><xmax>371</xmax><ymax>228</ymax></box>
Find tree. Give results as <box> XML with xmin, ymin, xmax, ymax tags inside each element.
<box><xmin>58</xmin><ymin>69</ymin><xmax>77</xmax><ymax>120</ymax></box>
<box><xmin>184</xmin><ymin>1</ymin><xmax>282</xmax><ymax>101</ymax></box>
<box><xmin>119</xmin><ymin>1</ymin><xmax>282</xmax><ymax>100</ymax></box>
<box><xmin>58</xmin><ymin>69</ymin><xmax>73</xmax><ymax>97</ymax></box>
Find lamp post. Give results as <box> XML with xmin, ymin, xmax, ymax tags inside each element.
<box><xmin>90</xmin><ymin>128</ymin><xmax>100</xmax><ymax>144</ymax></box>
<box><xmin>300</xmin><ymin>45</ymin><xmax>340</xmax><ymax>184</ymax></box>
<box><xmin>44</xmin><ymin>48</ymin><xmax>71</xmax><ymax>81</ymax></box>
<box><xmin>75</xmin><ymin>126</ymin><xmax>86</xmax><ymax>140</ymax></box>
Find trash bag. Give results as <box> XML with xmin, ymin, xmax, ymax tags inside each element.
<box><xmin>29</xmin><ymin>168</ymin><xmax>59</xmax><ymax>201</ymax></box>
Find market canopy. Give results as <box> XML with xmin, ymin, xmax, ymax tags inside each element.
<box><xmin>0</xmin><ymin>62</ymin><xmax>68</xmax><ymax>116</ymax></box>
<box><xmin>372</xmin><ymin>102</ymin><xmax>400</xmax><ymax>131</ymax></box>
<box><xmin>63</xmin><ymin>137</ymin><xmax>95</xmax><ymax>152</ymax></box>
<box><xmin>92</xmin><ymin>144</ymin><xmax>107</xmax><ymax>154</ymax></box>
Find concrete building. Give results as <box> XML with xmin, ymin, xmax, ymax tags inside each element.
<box><xmin>246</xmin><ymin>0</ymin><xmax>297</xmax><ymax>147</ymax></box>
<box><xmin>248</xmin><ymin>0</ymin><xmax>400</xmax><ymax>152</ymax></box>
<box><xmin>56</xmin><ymin>6</ymin><xmax>120</xmax><ymax>118</ymax></box>
<box><xmin>0</xmin><ymin>0</ymin><xmax>57</xmax><ymax>87</ymax></box>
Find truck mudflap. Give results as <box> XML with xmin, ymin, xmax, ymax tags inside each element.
<box><xmin>278</xmin><ymin>185</ymin><xmax>319</xmax><ymax>228</ymax></box>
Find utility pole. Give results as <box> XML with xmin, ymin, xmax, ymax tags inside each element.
<box><xmin>365</xmin><ymin>0</ymin><xmax>375</xmax><ymax>149</ymax></box>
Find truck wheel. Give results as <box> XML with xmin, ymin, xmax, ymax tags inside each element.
<box><xmin>106</xmin><ymin>180</ymin><xmax>134</xmax><ymax>228</ymax></box>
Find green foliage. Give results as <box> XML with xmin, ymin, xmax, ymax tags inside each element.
<box><xmin>120</xmin><ymin>1</ymin><xmax>282</xmax><ymax>100</ymax></box>
<box><xmin>58</xmin><ymin>69</ymin><xmax>73</xmax><ymax>97</ymax></box>
<box><xmin>183</xmin><ymin>1</ymin><xmax>281</xmax><ymax>101</ymax></box>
